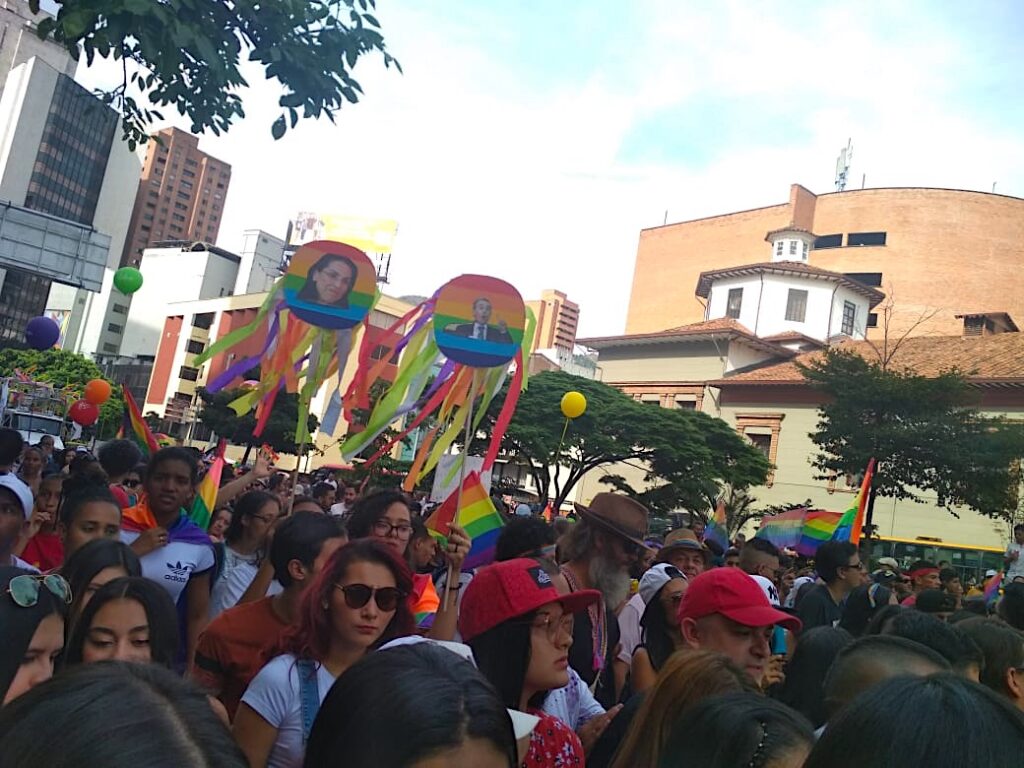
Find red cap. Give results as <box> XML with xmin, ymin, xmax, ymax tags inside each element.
<box><xmin>459</xmin><ymin>558</ymin><xmax>602</xmax><ymax>642</ymax></box>
<box><xmin>677</xmin><ymin>567</ymin><xmax>801</xmax><ymax>633</ymax></box>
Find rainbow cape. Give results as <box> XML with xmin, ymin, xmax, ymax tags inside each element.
<box><xmin>122</xmin><ymin>497</ymin><xmax>213</xmax><ymax>547</ymax></box>
<box><xmin>832</xmin><ymin>459</ymin><xmax>876</xmax><ymax>545</ymax></box>
<box><xmin>985</xmin><ymin>571</ymin><xmax>1003</xmax><ymax>605</ymax></box>
<box><xmin>424</xmin><ymin>471</ymin><xmax>503</xmax><ymax>571</ymax></box>
<box><xmin>189</xmin><ymin>440</ymin><xmax>226</xmax><ymax>530</ymax></box>
<box><xmin>703</xmin><ymin>498</ymin><xmax>729</xmax><ymax>551</ymax></box>
<box><xmin>118</xmin><ymin>384</ymin><xmax>159</xmax><ymax>456</ymax></box>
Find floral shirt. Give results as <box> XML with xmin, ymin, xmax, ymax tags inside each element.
<box><xmin>523</xmin><ymin>711</ymin><xmax>584</xmax><ymax>767</ymax></box>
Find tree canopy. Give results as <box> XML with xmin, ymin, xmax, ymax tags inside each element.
<box><xmin>482</xmin><ymin>371</ymin><xmax>771</xmax><ymax>515</ymax></box>
<box><xmin>800</xmin><ymin>348</ymin><xmax>1024</xmax><ymax>518</ymax></box>
<box><xmin>31</xmin><ymin>0</ymin><xmax>400</xmax><ymax>149</ymax></box>
<box><xmin>197</xmin><ymin>386</ymin><xmax>318</xmax><ymax>456</ymax></box>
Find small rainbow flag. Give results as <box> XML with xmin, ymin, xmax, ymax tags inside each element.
<box><xmin>755</xmin><ymin>507</ymin><xmax>807</xmax><ymax>551</ymax></box>
<box><xmin>425</xmin><ymin>471</ymin><xmax>503</xmax><ymax>571</ymax></box>
<box><xmin>832</xmin><ymin>459</ymin><xmax>876</xmax><ymax>545</ymax></box>
<box><xmin>703</xmin><ymin>497</ymin><xmax>729</xmax><ymax>551</ymax></box>
<box><xmin>985</xmin><ymin>571</ymin><xmax>1003</xmax><ymax>605</ymax></box>
<box><xmin>411</xmin><ymin>574</ymin><xmax>440</xmax><ymax>629</ymax></box>
<box><xmin>190</xmin><ymin>440</ymin><xmax>226</xmax><ymax>530</ymax></box>
<box><xmin>118</xmin><ymin>384</ymin><xmax>159</xmax><ymax>456</ymax></box>
<box><xmin>798</xmin><ymin>510</ymin><xmax>843</xmax><ymax>556</ymax></box>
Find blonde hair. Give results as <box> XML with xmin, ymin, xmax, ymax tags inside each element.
<box><xmin>610</xmin><ymin>649</ymin><xmax>758</xmax><ymax>768</ymax></box>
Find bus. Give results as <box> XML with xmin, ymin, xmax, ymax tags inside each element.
<box><xmin>872</xmin><ymin>535</ymin><xmax>1004</xmax><ymax>585</ymax></box>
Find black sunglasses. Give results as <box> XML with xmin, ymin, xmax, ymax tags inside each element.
<box><xmin>334</xmin><ymin>583</ymin><xmax>406</xmax><ymax>612</ymax></box>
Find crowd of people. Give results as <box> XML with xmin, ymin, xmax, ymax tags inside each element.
<box><xmin>2</xmin><ymin>426</ymin><xmax>1024</xmax><ymax>767</ymax></box>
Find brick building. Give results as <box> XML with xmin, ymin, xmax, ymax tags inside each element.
<box><xmin>120</xmin><ymin>127</ymin><xmax>231</xmax><ymax>266</ymax></box>
<box><xmin>627</xmin><ymin>185</ymin><xmax>1024</xmax><ymax>340</ymax></box>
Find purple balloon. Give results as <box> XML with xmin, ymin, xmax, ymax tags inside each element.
<box><xmin>25</xmin><ymin>316</ymin><xmax>60</xmax><ymax>350</ymax></box>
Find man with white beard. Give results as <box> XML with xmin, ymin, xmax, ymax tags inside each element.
<box><xmin>560</xmin><ymin>493</ymin><xmax>651</xmax><ymax>708</ymax></box>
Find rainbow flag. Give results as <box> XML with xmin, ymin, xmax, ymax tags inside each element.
<box><xmin>755</xmin><ymin>507</ymin><xmax>807</xmax><ymax>551</ymax></box>
<box><xmin>985</xmin><ymin>571</ymin><xmax>1003</xmax><ymax>605</ymax></box>
<box><xmin>703</xmin><ymin>497</ymin><xmax>729</xmax><ymax>551</ymax></box>
<box><xmin>118</xmin><ymin>384</ymin><xmax>159</xmax><ymax>456</ymax></box>
<box><xmin>190</xmin><ymin>440</ymin><xmax>226</xmax><ymax>530</ymax></box>
<box><xmin>798</xmin><ymin>510</ymin><xmax>843</xmax><ymax>556</ymax></box>
<box><xmin>832</xmin><ymin>459</ymin><xmax>876</xmax><ymax>545</ymax></box>
<box><xmin>425</xmin><ymin>471</ymin><xmax>503</xmax><ymax>571</ymax></box>
<box><xmin>411</xmin><ymin>574</ymin><xmax>440</xmax><ymax>629</ymax></box>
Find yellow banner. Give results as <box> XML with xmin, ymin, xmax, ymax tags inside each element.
<box><xmin>288</xmin><ymin>213</ymin><xmax>398</xmax><ymax>254</ymax></box>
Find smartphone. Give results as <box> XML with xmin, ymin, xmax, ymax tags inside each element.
<box><xmin>771</xmin><ymin>625</ymin><xmax>788</xmax><ymax>656</ymax></box>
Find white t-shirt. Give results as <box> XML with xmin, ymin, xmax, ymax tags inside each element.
<box><xmin>209</xmin><ymin>547</ymin><xmax>282</xmax><ymax>619</ymax></box>
<box><xmin>328</xmin><ymin>502</ymin><xmax>347</xmax><ymax>517</ymax></box>
<box><xmin>542</xmin><ymin>667</ymin><xmax>605</xmax><ymax>730</ymax></box>
<box><xmin>617</xmin><ymin>592</ymin><xmax>645</xmax><ymax>665</ymax></box>
<box><xmin>241</xmin><ymin>654</ymin><xmax>338</xmax><ymax>768</ymax></box>
<box><xmin>120</xmin><ymin>531</ymin><xmax>216</xmax><ymax>605</ymax></box>
<box><xmin>1007</xmin><ymin>542</ymin><xmax>1024</xmax><ymax>582</ymax></box>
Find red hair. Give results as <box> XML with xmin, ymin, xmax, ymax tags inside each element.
<box><xmin>269</xmin><ymin>539</ymin><xmax>415</xmax><ymax>663</ymax></box>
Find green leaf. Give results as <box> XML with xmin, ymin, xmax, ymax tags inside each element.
<box><xmin>271</xmin><ymin>114</ymin><xmax>287</xmax><ymax>139</ymax></box>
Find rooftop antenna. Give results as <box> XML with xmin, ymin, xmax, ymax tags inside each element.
<box><xmin>835</xmin><ymin>138</ymin><xmax>853</xmax><ymax>192</ymax></box>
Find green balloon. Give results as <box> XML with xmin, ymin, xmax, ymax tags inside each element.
<box><xmin>113</xmin><ymin>267</ymin><xmax>143</xmax><ymax>294</ymax></box>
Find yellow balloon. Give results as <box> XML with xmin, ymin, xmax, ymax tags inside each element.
<box><xmin>560</xmin><ymin>391</ymin><xmax>587</xmax><ymax>419</ymax></box>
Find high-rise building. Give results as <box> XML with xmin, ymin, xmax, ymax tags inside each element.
<box><xmin>120</xmin><ymin>127</ymin><xmax>231</xmax><ymax>266</ymax></box>
<box><xmin>526</xmin><ymin>289</ymin><xmax>580</xmax><ymax>354</ymax></box>
<box><xmin>0</xmin><ymin>1</ymin><xmax>76</xmax><ymax>97</ymax></box>
<box><xmin>235</xmin><ymin>229</ymin><xmax>285</xmax><ymax>295</ymax></box>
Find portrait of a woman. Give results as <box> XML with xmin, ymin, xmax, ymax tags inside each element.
<box><xmin>297</xmin><ymin>253</ymin><xmax>357</xmax><ymax>308</ymax></box>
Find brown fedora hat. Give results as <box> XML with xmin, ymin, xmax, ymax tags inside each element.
<box><xmin>659</xmin><ymin>528</ymin><xmax>712</xmax><ymax>565</ymax></box>
<box><xmin>573</xmin><ymin>493</ymin><xmax>651</xmax><ymax>550</ymax></box>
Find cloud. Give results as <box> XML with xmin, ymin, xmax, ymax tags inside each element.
<box><xmin>74</xmin><ymin>0</ymin><xmax>1024</xmax><ymax>336</ymax></box>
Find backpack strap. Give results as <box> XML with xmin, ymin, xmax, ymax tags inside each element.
<box><xmin>296</xmin><ymin>658</ymin><xmax>321</xmax><ymax>744</ymax></box>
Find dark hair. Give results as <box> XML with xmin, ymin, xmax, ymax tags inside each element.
<box><xmin>838</xmin><ymin>583</ymin><xmax>894</xmax><ymax>637</ymax></box>
<box><xmin>908</xmin><ymin>559</ymin><xmax>938</xmax><ymax>575</ymax></box>
<box><xmin>146</xmin><ymin>447</ymin><xmax>199</xmax><ymax>485</ymax></box>
<box><xmin>58</xmin><ymin>475</ymin><xmax>121</xmax><ymax>528</ymax></box>
<box><xmin>1014</xmin><ymin>523</ymin><xmax>1024</xmax><ymax>534</ymax></box>
<box><xmin>884</xmin><ymin>609</ymin><xmax>981</xmax><ymax>673</ymax></box>
<box><xmin>297</xmin><ymin>253</ymin><xmax>356</xmax><ymax>306</ymax></box>
<box><xmin>998</xmin><ymin>582</ymin><xmax>1024</xmax><ymax>630</ymax></box>
<box><xmin>311</xmin><ymin>481</ymin><xmax>334</xmax><ymax>501</ymax></box>
<box><xmin>68</xmin><ymin>453</ymin><xmax>104</xmax><ymax>478</ymax></box>
<box><xmin>640</xmin><ymin>581</ymin><xmax>686</xmax><ymax>673</ymax></box>
<box><xmin>268</xmin><ymin>472</ymin><xmax>290</xmax><ymax>491</ymax></box>
<box><xmin>814</xmin><ymin>541</ymin><xmax>858</xmax><ymax>584</ymax></box>
<box><xmin>0</xmin><ymin>661</ymin><xmax>246</xmax><ymax>766</ymax></box>
<box><xmin>409</xmin><ymin>516</ymin><xmax>430</xmax><ymax>542</ymax></box>
<box><xmin>0</xmin><ymin>428</ymin><xmax>24</xmax><ymax>466</ymax></box>
<box><xmin>805</xmin><ymin>675</ymin><xmax>1024</xmax><ymax>768</ymax></box>
<box><xmin>269</xmin><ymin>512</ymin><xmax>346</xmax><ymax>587</ymax></box>
<box><xmin>64</xmin><ymin>577</ymin><xmax>179</xmax><ymax>668</ymax></box>
<box><xmin>60</xmin><ymin>539</ymin><xmax>142</xmax><ymax>630</ymax></box>
<box><xmin>724</xmin><ymin>547</ymin><xmax>740</xmax><ymax>559</ymax></box>
<box><xmin>224</xmin><ymin>490</ymin><xmax>279</xmax><ymax>545</ymax></box>
<box><xmin>305</xmin><ymin>643</ymin><xmax>517</xmax><ymax>767</ymax></box>
<box><xmin>864</xmin><ymin>604</ymin><xmax>904</xmax><ymax>635</ymax></box>
<box><xmin>823</xmin><ymin>635</ymin><xmax>950</xmax><ymax>717</ymax></box>
<box><xmin>495</xmin><ymin>516</ymin><xmax>556</xmax><ymax>562</ymax></box>
<box><xmin>467</xmin><ymin>612</ymin><xmax>538</xmax><ymax>710</ymax></box>
<box><xmin>956</xmin><ymin>618</ymin><xmax>1024</xmax><ymax>698</ymax></box>
<box><xmin>773</xmin><ymin>627</ymin><xmax>854</xmax><ymax>728</ymax></box>
<box><xmin>657</xmin><ymin>692</ymin><xmax>814</xmax><ymax>768</ymax></box>
<box><xmin>97</xmin><ymin>439</ymin><xmax>143</xmax><ymax>479</ymax></box>
<box><xmin>346</xmin><ymin>489</ymin><xmax>410</xmax><ymax>540</ymax></box>
<box><xmin>738</xmin><ymin>537</ymin><xmax>780</xmax><ymax>571</ymax></box>
<box><xmin>915</xmin><ymin>588</ymin><xmax>957</xmax><ymax>615</ymax></box>
<box><xmin>939</xmin><ymin>567</ymin><xmax>960</xmax><ymax>587</ymax></box>
<box><xmin>271</xmin><ymin>539</ymin><xmax>414</xmax><ymax>663</ymax></box>
<box><xmin>0</xmin><ymin>566</ymin><xmax>66</xmax><ymax>702</ymax></box>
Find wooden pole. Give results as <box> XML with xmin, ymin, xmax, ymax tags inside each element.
<box><xmin>443</xmin><ymin>370</ymin><xmax>480</xmax><ymax>611</ymax></box>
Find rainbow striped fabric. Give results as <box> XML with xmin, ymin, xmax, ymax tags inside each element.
<box><xmin>799</xmin><ymin>510</ymin><xmax>843</xmax><ymax>556</ymax></box>
<box><xmin>832</xmin><ymin>459</ymin><xmax>876</xmax><ymax>545</ymax></box>
<box><xmin>754</xmin><ymin>507</ymin><xmax>807</xmax><ymax>551</ymax></box>
<box><xmin>118</xmin><ymin>384</ymin><xmax>159</xmax><ymax>456</ymax></box>
<box><xmin>190</xmin><ymin>442</ymin><xmax>226</xmax><ymax>530</ymax></box>
<box><xmin>424</xmin><ymin>471</ymin><xmax>503</xmax><ymax>571</ymax></box>
<box><xmin>985</xmin><ymin>571</ymin><xmax>1003</xmax><ymax>605</ymax></box>
<box><xmin>703</xmin><ymin>498</ymin><xmax>730</xmax><ymax>551</ymax></box>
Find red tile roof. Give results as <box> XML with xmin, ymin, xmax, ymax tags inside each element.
<box><xmin>695</xmin><ymin>261</ymin><xmax>886</xmax><ymax>306</ymax></box>
<box><xmin>579</xmin><ymin>318</ymin><xmax>795</xmax><ymax>357</ymax></box>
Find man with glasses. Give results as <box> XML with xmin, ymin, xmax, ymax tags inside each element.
<box><xmin>797</xmin><ymin>541</ymin><xmax>865</xmax><ymax>631</ymax></box>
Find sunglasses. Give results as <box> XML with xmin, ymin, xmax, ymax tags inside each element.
<box><xmin>6</xmin><ymin>574</ymin><xmax>72</xmax><ymax>608</ymax></box>
<box><xmin>123</xmin><ymin>479</ymin><xmax>141</xmax><ymax>488</ymax></box>
<box><xmin>335</xmin><ymin>583</ymin><xmax>406</xmax><ymax>612</ymax></box>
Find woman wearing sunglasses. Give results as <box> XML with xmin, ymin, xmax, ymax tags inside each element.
<box><xmin>234</xmin><ymin>539</ymin><xmax>414</xmax><ymax>768</ymax></box>
<box><xmin>210</xmin><ymin>490</ymin><xmax>282</xmax><ymax>620</ymax></box>
<box><xmin>460</xmin><ymin>558</ymin><xmax>601</xmax><ymax>767</ymax></box>
<box><xmin>347</xmin><ymin>489</ymin><xmax>471</xmax><ymax>641</ymax></box>
<box><xmin>0</xmin><ymin>566</ymin><xmax>71</xmax><ymax>705</ymax></box>
<box><xmin>629</xmin><ymin>564</ymin><xmax>688</xmax><ymax>694</ymax></box>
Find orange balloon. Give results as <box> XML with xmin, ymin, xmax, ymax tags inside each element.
<box><xmin>84</xmin><ymin>378</ymin><xmax>112</xmax><ymax>405</ymax></box>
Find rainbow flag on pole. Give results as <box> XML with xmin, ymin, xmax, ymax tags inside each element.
<box><xmin>703</xmin><ymin>497</ymin><xmax>729</xmax><ymax>551</ymax></box>
<box><xmin>798</xmin><ymin>510</ymin><xmax>843</xmax><ymax>556</ymax></box>
<box><xmin>118</xmin><ymin>384</ymin><xmax>159</xmax><ymax>456</ymax></box>
<box><xmin>755</xmin><ymin>507</ymin><xmax>807</xmax><ymax>551</ymax></box>
<box><xmin>832</xmin><ymin>459</ymin><xmax>876</xmax><ymax>545</ymax></box>
<box><xmin>425</xmin><ymin>471</ymin><xmax>503</xmax><ymax>571</ymax></box>
<box><xmin>189</xmin><ymin>440</ymin><xmax>226</xmax><ymax>530</ymax></box>
<box><xmin>985</xmin><ymin>571</ymin><xmax>1003</xmax><ymax>605</ymax></box>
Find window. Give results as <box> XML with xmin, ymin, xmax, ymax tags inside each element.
<box><xmin>841</xmin><ymin>301</ymin><xmax>856</xmax><ymax>335</ymax></box>
<box><xmin>788</xmin><ymin>240</ymin><xmax>797</xmax><ymax>255</ymax></box>
<box><xmin>102</xmin><ymin>343</ymin><xmax>118</xmax><ymax>353</ymax></box>
<box><xmin>814</xmin><ymin>233</ymin><xmax>843</xmax><ymax>249</ymax></box>
<box><xmin>726</xmin><ymin>288</ymin><xmax>743</xmax><ymax>319</ymax></box>
<box><xmin>112</xmin><ymin>303</ymin><xmax>128</xmax><ymax>315</ymax></box>
<box><xmin>845</xmin><ymin>272</ymin><xmax>883</xmax><ymax>287</ymax></box>
<box><xmin>775</xmin><ymin>241</ymin><xmax>784</xmax><ymax>257</ymax></box>
<box><xmin>106</xmin><ymin>322</ymin><xmax>122</xmax><ymax>333</ymax></box>
<box><xmin>185</xmin><ymin>339</ymin><xmax>205</xmax><ymax>355</ymax></box>
<box><xmin>785</xmin><ymin>289</ymin><xmax>808</xmax><ymax>322</ymax></box>
<box><xmin>675</xmin><ymin>398</ymin><xmax>697</xmax><ymax>410</ymax></box>
<box><xmin>736</xmin><ymin>412</ymin><xmax>785</xmax><ymax>487</ymax></box>
<box><xmin>848</xmin><ymin>231</ymin><xmax>887</xmax><ymax>247</ymax></box>
<box><xmin>178</xmin><ymin>366</ymin><xmax>200</xmax><ymax>382</ymax></box>
<box><xmin>867</xmin><ymin>312</ymin><xmax>879</xmax><ymax>328</ymax></box>
<box><xmin>748</xmin><ymin>433</ymin><xmax>772</xmax><ymax>457</ymax></box>
<box><xmin>192</xmin><ymin>312</ymin><xmax>214</xmax><ymax>330</ymax></box>
<box><xmin>801</xmin><ymin>241</ymin><xmax>808</xmax><ymax>259</ymax></box>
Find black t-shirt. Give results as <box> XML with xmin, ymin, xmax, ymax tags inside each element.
<box><xmin>569</xmin><ymin>603</ymin><xmax>621</xmax><ymax>709</ymax></box>
<box><xmin>587</xmin><ymin>690</ymin><xmax>645</xmax><ymax>768</ymax></box>
<box><xmin>796</xmin><ymin>583</ymin><xmax>843</xmax><ymax>631</ymax></box>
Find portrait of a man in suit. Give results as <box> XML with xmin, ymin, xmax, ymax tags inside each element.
<box><xmin>446</xmin><ymin>297</ymin><xmax>513</xmax><ymax>343</ymax></box>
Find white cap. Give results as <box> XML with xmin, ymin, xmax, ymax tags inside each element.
<box><xmin>985</xmin><ymin>569</ymin><xmax>998</xmax><ymax>578</ymax></box>
<box><xmin>877</xmin><ymin>557</ymin><xmax>899</xmax><ymax>570</ymax></box>
<box><xmin>514</xmin><ymin>503</ymin><xmax>532</xmax><ymax>517</ymax></box>
<box><xmin>639</xmin><ymin>563</ymin><xmax>686</xmax><ymax>604</ymax></box>
<box><xmin>750</xmin><ymin>574</ymin><xmax>782</xmax><ymax>607</ymax></box>
<box><xmin>0</xmin><ymin>474</ymin><xmax>33</xmax><ymax>519</ymax></box>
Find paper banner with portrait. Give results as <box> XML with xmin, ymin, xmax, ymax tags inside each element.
<box><xmin>433</xmin><ymin>275</ymin><xmax>526</xmax><ymax>368</ymax></box>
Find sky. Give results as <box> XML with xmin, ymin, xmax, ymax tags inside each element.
<box><xmin>74</xmin><ymin>1</ymin><xmax>1024</xmax><ymax>337</ymax></box>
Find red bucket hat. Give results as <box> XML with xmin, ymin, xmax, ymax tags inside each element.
<box><xmin>677</xmin><ymin>567</ymin><xmax>801</xmax><ymax>633</ymax></box>
<box><xmin>459</xmin><ymin>558</ymin><xmax>602</xmax><ymax>642</ymax></box>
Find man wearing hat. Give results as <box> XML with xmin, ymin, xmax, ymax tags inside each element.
<box><xmin>560</xmin><ymin>492</ymin><xmax>650</xmax><ymax>708</ymax></box>
<box><xmin>0</xmin><ymin>474</ymin><xmax>37</xmax><ymax>571</ymax></box>
<box><xmin>677</xmin><ymin>567</ymin><xmax>801</xmax><ymax>684</ymax></box>
<box><xmin>657</xmin><ymin>528</ymin><xmax>711</xmax><ymax>580</ymax></box>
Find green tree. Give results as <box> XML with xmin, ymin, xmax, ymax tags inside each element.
<box><xmin>482</xmin><ymin>371</ymin><xmax>771</xmax><ymax>514</ymax></box>
<box><xmin>0</xmin><ymin>348</ymin><xmax>123</xmax><ymax>439</ymax></box>
<box><xmin>197</xmin><ymin>387</ymin><xmax>318</xmax><ymax>457</ymax></box>
<box><xmin>799</xmin><ymin>347</ymin><xmax>1024</xmax><ymax>518</ymax></box>
<box><xmin>31</xmin><ymin>0</ymin><xmax>400</xmax><ymax>149</ymax></box>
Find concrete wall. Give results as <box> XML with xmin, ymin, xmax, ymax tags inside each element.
<box><xmin>598</xmin><ymin>340</ymin><xmax>729</xmax><ymax>383</ymax></box>
<box><xmin>236</xmin><ymin>229</ymin><xmax>284</xmax><ymax>295</ymax></box>
<box><xmin>0</xmin><ymin>2</ymin><xmax>75</xmax><ymax>97</ymax></box>
<box><xmin>0</xmin><ymin>57</ymin><xmax>52</xmax><ymax>204</ymax></box>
